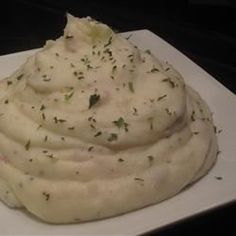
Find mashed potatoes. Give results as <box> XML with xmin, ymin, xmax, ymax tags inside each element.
<box><xmin>0</xmin><ymin>14</ymin><xmax>217</xmax><ymax>223</ymax></box>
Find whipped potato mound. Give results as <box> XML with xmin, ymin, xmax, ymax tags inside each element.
<box><xmin>0</xmin><ymin>14</ymin><xmax>218</xmax><ymax>223</ymax></box>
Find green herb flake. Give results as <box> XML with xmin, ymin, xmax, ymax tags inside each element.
<box><xmin>128</xmin><ymin>82</ymin><xmax>134</xmax><ymax>93</ymax></box>
<box><xmin>134</xmin><ymin>177</ymin><xmax>144</xmax><ymax>181</ymax></box>
<box><xmin>53</xmin><ymin>116</ymin><xmax>66</xmax><ymax>124</ymax></box>
<box><xmin>145</xmin><ymin>49</ymin><xmax>151</xmax><ymax>55</ymax></box>
<box><xmin>42</xmin><ymin>192</ymin><xmax>50</xmax><ymax>201</ymax></box>
<box><xmin>107</xmin><ymin>133</ymin><xmax>118</xmax><ymax>142</ymax></box>
<box><xmin>104</xmin><ymin>36</ymin><xmax>113</xmax><ymax>47</ymax></box>
<box><xmin>89</xmin><ymin>94</ymin><xmax>100</xmax><ymax>109</ymax></box>
<box><xmin>94</xmin><ymin>131</ymin><xmax>102</xmax><ymax>137</ymax></box>
<box><xmin>157</xmin><ymin>94</ymin><xmax>167</xmax><ymax>101</ymax></box>
<box><xmin>16</xmin><ymin>74</ymin><xmax>24</xmax><ymax>81</ymax></box>
<box><xmin>40</xmin><ymin>104</ymin><xmax>46</xmax><ymax>111</ymax></box>
<box><xmin>191</xmin><ymin>111</ymin><xmax>195</xmax><ymax>122</ymax></box>
<box><xmin>165</xmin><ymin>108</ymin><xmax>172</xmax><ymax>116</ymax></box>
<box><xmin>64</xmin><ymin>91</ymin><xmax>74</xmax><ymax>101</ymax></box>
<box><xmin>37</xmin><ymin>124</ymin><xmax>42</xmax><ymax>130</ymax></box>
<box><xmin>43</xmin><ymin>78</ymin><xmax>51</xmax><ymax>82</ymax></box>
<box><xmin>112</xmin><ymin>65</ymin><xmax>117</xmax><ymax>74</ymax></box>
<box><xmin>88</xmin><ymin>146</ymin><xmax>94</xmax><ymax>152</ymax></box>
<box><xmin>162</xmin><ymin>78</ymin><xmax>176</xmax><ymax>88</ymax></box>
<box><xmin>25</xmin><ymin>140</ymin><xmax>31</xmax><ymax>151</ymax></box>
<box><xmin>148</xmin><ymin>117</ymin><xmax>154</xmax><ymax>130</ymax></box>
<box><xmin>42</xmin><ymin>113</ymin><xmax>46</xmax><ymax>120</ymax></box>
<box><xmin>65</xmin><ymin>35</ymin><xmax>74</xmax><ymax>39</ymax></box>
<box><xmin>150</xmin><ymin>67</ymin><xmax>159</xmax><ymax>73</ymax></box>
<box><xmin>46</xmin><ymin>154</ymin><xmax>54</xmax><ymax>159</ymax></box>
<box><xmin>132</xmin><ymin>107</ymin><xmax>138</xmax><ymax>116</ymax></box>
<box><xmin>147</xmin><ymin>155</ymin><xmax>154</xmax><ymax>163</ymax></box>
<box><xmin>215</xmin><ymin>176</ymin><xmax>223</xmax><ymax>180</ymax></box>
<box><xmin>113</xmin><ymin>117</ymin><xmax>129</xmax><ymax>132</ymax></box>
<box><xmin>118</xmin><ymin>158</ymin><xmax>124</xmax><ymax>162</ymax></box>
<box><xmin>90</xmin><ymin>124</ymin><xmax>96</xmax><ymax>129</ymax></box>
<box><xmin>125</xmin><ymin>34</ymin><xmax>133</xmax><ymax>40</ymax></box>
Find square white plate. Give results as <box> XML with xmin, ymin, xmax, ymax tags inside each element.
<box><xmin>0</xmin><ymin>30</ymin><xmax>235</xmax><ymax>236</ymax></box>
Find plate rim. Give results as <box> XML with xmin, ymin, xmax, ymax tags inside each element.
<box><xmin>0</xmin><ymin>29</ymin><xmax>235</xmax><ymax>235</ymax></box>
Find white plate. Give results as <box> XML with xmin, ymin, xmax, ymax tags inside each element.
<box><xmin>0</xmin><ymin>30</ymin><xmax>235</xmax><ymax>236</ymax></box>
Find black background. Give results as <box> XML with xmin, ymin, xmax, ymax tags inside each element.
<box><xmin>0</xmin><ymin>0</ymin><xmax>236</xmax><ymax>235</ymax></box>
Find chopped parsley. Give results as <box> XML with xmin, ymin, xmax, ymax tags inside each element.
<box><xmin>42</xmin><ymin>113</ymin><xmax>46</xmax><ymax>120</ymax></box>
<box><xmin>147</xmin><ymin>155</ymin><xmax>154</xmax><ymax>164</ymax></box>
<box><xmin>191</xmin><ymin>111</ymin><xmax>195</xmax><ymax>122</ymax></box>
<box><xmin>165</xmin><ymin>108</ymin><xmax>172</xmax><ymax>116</ymax></box>
<box><xmin>89</xmin><ymin>94</ymin><xmax>100</xmax><ymax>109</ymax></box>
<box><xmin>148</xmin><ymin>117</ymin><xmax>154</xmax><ymax>130</ymax></box>
<box><xmin>37</xmin><ymin>124</ymin><xmax>42</xmax><ymax>130</ymax></box>
<box><xmin>113</xmin><ymin>117</ymin><xmax>129</xmax><ymax>132</ymax></box>
<box><xmin>16</xmin><ymin>74</ymin><xmax>24</xmax><ymax>81</ymax></box>
<box><xmin>132</xmin><ymin>107</ymin><xmax>138</xmax><ymax>116</ymax></box>
<box><xmin>107</xmin><ymin>133</ymin><xmax>118</xmax><ymax>142</ymax></box>
<box><xmin>104</xmin><ymin>36</ymin><xmax>113</xmax><ymax>47</ymax></box>
<box><xmin>44</xmin><ymin>135</ymin><xmax>48</xmax><ymax>142</ymax></box>
<box><xmin>112</xmin><ymin>65</ymin><xmax>117</xmax><ymax>74</ymax></box>
<box><xmin>157</xmin><ymin>94</ymin><xmax>167</xmax><ymax>101</ymax></box>
<box><xmin>64</xmin><ymin>91</ymin><xmax>74</xmax><ymax>101</ymax></box>
<box><xmin>25</xmin><ymin>140</ymin><xmax>31</xmax><ymax>151</ymax></box>
<box><xmin>162</xmin><ymin>78</ymin><xmax>176</xmax><ymax>88</ymax></box>
<box><xmin>148</xmin><ymin>67</ymin><xmax>159</xmax><ymax>73</ymax></box>
<box><xmin>65</xmin><ymin>35</ymin><xmax>74</xmax><ymax>39</ymax></box>
<box><xmin>215</xmin><ymin>176</ymin><xmax>223</xmax><ymax>180</ymax></box>
<box><xmin>128</xmin><ymin>82</ymin><xmax>134</xmax><ymax>93</ymax></box>
<box><xmin>77</xmin><ymin>76</ymin><xmax>84</xmax><ymax>80</ymax></box>
<box><xmin>94</xmin><ymin>131</ymin><xmax>102</xmax><ymax>137</ymax></box>
<box><xmin>40</xmin><ymin>104</ymin><xmax>46</xmax><ymax>111</ymax></box>
<box><xmin>134</xmin><ymin>177</ymin><xmax>144</xmax><ymax>181</ymax></box>
<box><xmin>43</xmin><ymin>78</ymin><xmax>51</xmax><ymax>82</ymax></box>
<box><xmin>53</xmin><ymin>117</ymin><xmax>66</xmax><ymax>124</ymax></box>
<box><xmin>42</xmin><ymin>192</ymin><xmax>50</xmax><ymax>201</ymax></box>
<box><xmin>125</xmin><ymin>34</ymin><xmax>133</xmax><ymax>40</ymax></box>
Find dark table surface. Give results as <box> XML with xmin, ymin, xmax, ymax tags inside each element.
<box><xmin>0</xmin><ymin>0</ymin><xmax>235</xmax><ymax>235</ymax></box>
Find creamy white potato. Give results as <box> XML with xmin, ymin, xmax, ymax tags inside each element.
<box><xmin>0</xmin><ymin>14</ymin><xmax>217</xmax><ymax>223</ymax></box>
